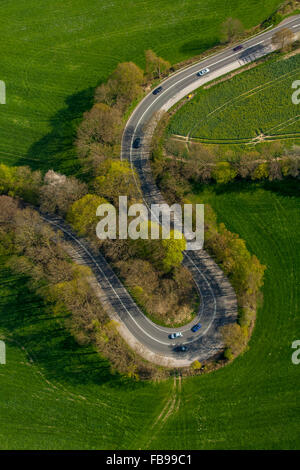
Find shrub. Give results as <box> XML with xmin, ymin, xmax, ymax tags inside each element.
<box><xmin>224</xmin><ymin>347</ymin><xmax>234</xmax><ymax>361</ymax></box>
<box><xmin>239</xmin><ymin>307</ymin><xmax>255</xmax><ymax>328</ymax></box>
<box><xmin>191</xmin><ymin>360</ymin><xmax>202</xmax><ymax>370</ymax></box>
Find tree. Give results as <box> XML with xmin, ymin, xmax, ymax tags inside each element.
<box><xmin>0</xmin><ymin>164</ymin><xmax>42</xmax><ymax>203</ymax></box>
<box><xmin>212</xmin><ymin>161</ymin><xmax>237</xmax><ymax>184</ymax></box>
<box><xmin>0</xmin><ymin>195</ymin><xmax>19</xmax><ymax>224</ymax></box>
<box><xmin>39</xmin><ymin>170</ymin><xmax>87</xmax><ymax>215</ymax></box>
<box><xmin>272</xmin><ymin>28</ymin><xmax>294</xmax><ymax>51</ymax></box>
<box><xmin>117</xmin><ymin>259</ymin><xmax>159</xmax><ymax>291</ymax></box>
<box><xmin>95</xmin><ymin>62</ymin><xmax>144</xmax><ymax>111</ymax></box>
<box><xmin>76</xmin><ymin>103</ymin><xmax>122</xmax><ymax>161</ymax></box>
<box><xmin>191</xmin><ymin>360</ymin><xmax>202</xmax><ymax>370</ymax></box>
<box><xmin>221</xmin><ymin>17</ymin><xmax>244</xmax><ymax>44</ymax></box>
<box><xmin>268</xmin><ymin>160</ymin><xmax>282</xmax><ymax>181</ymax></box>
<box><xmin>145</xmin><ymin>50</ymin><xmax>170</xmax><ymax>79</ymax></box>
<box><xmin>0</xmin><ymin>196</ymin><xmax>19</xmax><ymax>255</ymax></box>
<box><xmin>224</xmin><ymin>347</ymin><xmax>234</xmax><ymax>361</ymax></box>
<box><xmin>161</xmin><ymin>232</ymin><xmax>186</xmax><ymax>272</ymax></box>
<box><xmin>93</xmin><ymin>159</ymin><xmax>140</xmax><ymax>206</ymax></box>
<box><xmin>67</xmin><ymin>193</ymin><xmax>109</xmax><ymax>237</ymax></box>
<box><xmin>220</xmin><ymin>322</ymin><xmax>246</xmax><ymax>356</ymax></box>
<box><xmin>131</xmin><ymin>226</ymin><xmax>186</xmax><ymax>273</ymax></box>
<box><xmin>96</xmin><ymin>62</ymin><xmax>144</xmax><ymax>110</ymax></box>
<box><xmin>251</xmin><ymin>162</ymin><xmax>269</xmax><ymax>180</ymax></box>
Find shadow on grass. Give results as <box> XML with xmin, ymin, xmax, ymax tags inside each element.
<box><xmin>180</xmin><ymin>37</ymin><xmax>219</xmax><ymax>55</ymax></box>
<box><xmin>0</xmin><ymin>266</ymin><xmax>142</xmax><ymax>391</ymax></box>
<box><xmin>192</xmin><ymin>178</ymin><xmax>300</xmax><ymax>198</ymax></box>
<box><xmin>26</xmin><ymin>87</ymin><xmax>95</xmax><ymax>177</ymax></box>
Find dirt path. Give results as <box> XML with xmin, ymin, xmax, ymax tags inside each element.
<box><xmin>144</xmin><ymin>375</ymin><xmax>182</xmax><ymax>449</ymax></box>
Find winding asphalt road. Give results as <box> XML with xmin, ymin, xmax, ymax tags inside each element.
<box><xmin>46</xmin><ymin>16</ymin><xmax>300</xmax><ymax>365</ymax></box>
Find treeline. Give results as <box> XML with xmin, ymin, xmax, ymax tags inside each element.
<box><xmin>152</xmin><ymin>135</ymin><xmax>299</xmax><ymax>203</ymax></box>
<box><xmin>0</xmin><ymin>195</ymin><xmax>169</xmax><ymax>380</ymax></box>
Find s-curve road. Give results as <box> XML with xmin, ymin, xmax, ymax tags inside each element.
<box><xmin>118</xmin><ymin>16</ymin><xmax>300</xmax><ymax>362</ymax></box>
<box><xmin>42</xmin><ymin>212</ymin><xmax>234</xmax><ymax>365</ymax></box>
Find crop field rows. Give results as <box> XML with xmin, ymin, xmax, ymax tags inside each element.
<box><xmin>168</xmin><ymin>54</ymin><xmax>300</xmax><ymax>143</ymax></box>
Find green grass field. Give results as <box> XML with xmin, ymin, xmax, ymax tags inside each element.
<box><xmin>168</xmin><ymin>54</ymin><xmax>300</xmax><ymax>142</ymax></box>
<box><xmin>0</xmin><ymin>0</ymin><xmax>281</xmax><ymax>174</ymax></box>
<box><xmin>1</xmin><ymin>179</ymin><xmax>299</xmax><ymax>449</ymax></box>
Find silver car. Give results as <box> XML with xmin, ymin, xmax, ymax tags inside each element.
<box><xmin>197</xmin><ymin>67</ymin><xmax>210</xmax><ymax>77</ymax></box>
<box><xmin>169</xmin><ymin>332</ymin><xmax>183</xmax><ymax>339</ymax></box>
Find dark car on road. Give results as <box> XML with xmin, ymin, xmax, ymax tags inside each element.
<box><xmin>191</xmin><ymin>323</ymin><xmax>202</xmax><ymax>333</ymax></box>
<box><xmin>152</xmin><ymin>86</ymin><xmax>163</xmax><ymax>95</ymax></box>
<box><xmin>233</xmin><ymin>44</ymin><xmax>243</xmax><ymax>52</ymax></box>
<box><xmin>132</xmin><ymin>137</ymin><xmax>141</xmax><ymax>148</ymax></box>
<box><xmin>174</xmin><ymin>345</ymin><xmax>188</xmax><ymax>352</ymax></box>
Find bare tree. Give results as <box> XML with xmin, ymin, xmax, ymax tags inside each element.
<box><xmin>145</xmin><ymin>50</ymin><xmax>170</xmax><ymax>79</ymax></box>
<box><xmin>39</xmin><ymin>170</ymin><xmax>87</xmax><ymax>215</ymax></box>
<box><xmin>272</xmin><ymin>27</ymin><xmax>294</xmax><ymax>51</ymax></box>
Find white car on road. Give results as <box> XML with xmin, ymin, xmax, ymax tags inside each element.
<box><xmin>169</xmin><ymin>332</ymin><xmax>183</xmax><ymax>339</ymax></box>
<box><xmin>197</xmin><ymin>67</ymin><xmax>210</xmax><ymax>77</ymax></box>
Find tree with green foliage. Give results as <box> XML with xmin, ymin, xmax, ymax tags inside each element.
<box><xmin>224</xmin><ymin>347</ymin><xmax>234</xmax><ymax>361</ymax></box>
<box><xmin>131</xmin><ymin>226</ymin><xmax>186</xmax><ymax>273</ymax></box>
<box><xmin>212</xmin><ymin>161</ymin><xmax>237</xmax><ymax>184</ymax></box>
<box><xmin>191</xmin><ymin>360</ymin><xmax>202</xmax><ymax>370</ymax></box>
<box><xmin>251</xmin><ymin>162</ymin><xmax>269</xmax><ymax>180</ymax></box>
<box><xmin>161</xmin><ymin>232</ymin><xmax>186</xmax><ymax>272</ymax></box>
<box><xmin>67</xmin><ymin>193</ymin><xmax>108</xmax><ymax>237</ymax></box>
<box><xmin>0</xmin><ymin>164</ymin><xmax>42</xmax><ymax>204</ymax></box>
<box><xmin>94</xmin><ymin>159</ymin><xmax>140</xmax><ymax>206</ymax></box>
